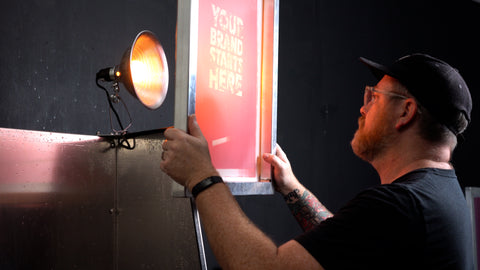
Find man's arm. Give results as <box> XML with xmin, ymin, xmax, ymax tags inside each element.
<box><xmin>194</xmin><ymin>179</ymin><xmax>323</xmax><ymax>269</ymax></box>
<box><xmin>284</xmin><ymin>188</ymin><xmax>333</xmax><ymax>231</ymax></box>
<box><xmin>263</xmin><ymin>145</ymin><xmax>333</xmax><ymax>231</ymax></box>
<box><xmin>160</xmin><ymin>115</ymin><xmax>324</xmax><ymax>270</ymax></box>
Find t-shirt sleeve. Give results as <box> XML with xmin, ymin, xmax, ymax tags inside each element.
<box><xmin>295</xmin><ymin>186</ymin><xmax>423</xmax><ymax>270</ymax></box>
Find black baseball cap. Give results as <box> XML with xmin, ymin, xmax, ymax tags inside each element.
<box><xmin>359</xmin><ymin>53</ymin><xmax>472</xmax><ymax>135</ymax></box>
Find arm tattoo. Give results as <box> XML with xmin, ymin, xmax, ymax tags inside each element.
<box><xmin>284</xmin><ymin>188</ymin><xmax>301</xmax><ymax>203</ymax></box>
<box><xmin>285</xmin><ymin>189</ymin><xmax>333</xmax><ymax>232</ymax></box>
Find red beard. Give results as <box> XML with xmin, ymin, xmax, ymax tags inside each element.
<box><xmin>351</xmin><ymin>114</ymin><xmax>395</xmax><ymax>162</ymax></box>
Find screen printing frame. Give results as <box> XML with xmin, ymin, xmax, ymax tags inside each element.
<box><xmin>174</xmin><ymin>0</ymin><xmax>279</xmax><ymax>196</ymax></box>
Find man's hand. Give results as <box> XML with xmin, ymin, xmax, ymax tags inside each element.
<box><xmin>264</xmin><ymin>144</ymin><xmax>332</xmax><ymax>231</ymax></box>
<box><xmin>262</xmin><ymin>144</ymin><xmax>301</xmax><ymax>196</ymax></box>
<box><xmin>160</xmin><ymin>115</ymin><xmax>219</xmax><ymax>191</ymax></box>
<box><xmin>162</xmin><ymin>127</ymin><xmax>325</xmax><ymax>269</ymax></box>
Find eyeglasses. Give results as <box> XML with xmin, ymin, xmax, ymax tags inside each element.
<box><xmin>364</xmin><ymin>86</ymin><xmax>409</xmax><ymax>106</ymax></box>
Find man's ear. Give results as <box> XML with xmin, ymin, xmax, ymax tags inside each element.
<box><xmin>395</xmin><ymin>98</ymin><xmax>418</xmax><ymax>130</ymax></box>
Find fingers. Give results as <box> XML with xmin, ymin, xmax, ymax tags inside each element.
<box><xmin>262</xmin><ymin>152</ymin><xmax>284</xmax><ymax>168</ymax></box>
<box><xmin>161</xmin><ymin>150</ymin><xmax>167</xmax><ymax>162</ymax></box>
<box><xmin>161</xmin><ymin>137</ymin><xmax>169</xmax><ymax>160</ymax></box>
<box><xmin>163</xmin><ymin>126</ymin><xmax>182</xmax><ymax>141</ymax></box>
<box><xmin>162</xmin><ymin>138</ymin><xmax>168</xmax><ymax>150</ymax></box>
<box><xmin>160</xmin><ymin>116</ymin><xmax>213</xmax><ymax>184</ymax></box>
<box><xmin>161</xmin><ymin>139</ymin><xmax>169</xmax><ymax>165</ymax></box>
<box><xmin>163</xmin><ymin>115</ymin><xmax>204</xmax><ymax>142</ymax></box>
<box><xmin>263</xmin><ymin>144</ymin><xmax>290</xmax><ymax>166</ymax></box>
<box><xmin>275</xmin><ymin>144</ymin><xmax>289</xmax><ymax>163</ymax></box>
<box><xmin>161</xmin><ymin>115</ymin><xmax>206</xmax><ymax>167</ymax></box>
<box><xmin>188</xmin><ymin>114</ymin><xmax>205</xmax><ymax>139</ymax></box>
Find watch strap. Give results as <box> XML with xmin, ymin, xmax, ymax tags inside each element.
<box><xmin>191</xmin><ymin>176</ymin><xmax>224</xmax><ymax>198</ymax></box>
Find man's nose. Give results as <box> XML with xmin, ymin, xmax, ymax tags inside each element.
<box><xmin>360</xmin><ymin>104</ymin><xmax>367</xmax><ymax>116</ymax></box>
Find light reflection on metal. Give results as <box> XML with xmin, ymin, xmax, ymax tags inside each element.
<box><xmin>0</xmin><ymin>128</ymin><xmax>201</xmax><ymax>268</ymax></box>
<box><xmin>0</xmin><ymin>128</ymin><xmax>101</xmax><ymax>195</ymax></box>
<box><xmin>114</xmin><ymin>130</ymin><xmax>201</xmax><ymax>269</ymax></box>
<box><xmin>260</xmin><ymin>0</ymin><xmax>279</xmax><ymax>181</ymax></box>
<box><xmin>0</xmin><ymin>128</ymin><xmax>115</xmax><ymax>269</ymax></box>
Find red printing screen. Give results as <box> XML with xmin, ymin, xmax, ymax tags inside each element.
<box><xmin>196</xmin><ymin>0</ymin><xmax>260</xmax><ymax>180</ymax></box>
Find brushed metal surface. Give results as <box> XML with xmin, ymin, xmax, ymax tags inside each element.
<box><xmin>184</xmin><ymin>182</ymin><xmax>274</xmax><ymax>197</ymax></box>
<box><xmin>0</xmin><ymin>128</ymin><xmax>115</xmax><ymax>269</ymax></box>
<box><xmin>116</xmin><ymin>131</ymin><xmax>201</xmax><ymax>269</ymax></box>
<box><xmin>0</xmin><ymin>128</ymin><xmax>201</xmax><ymax>269</ymax></box>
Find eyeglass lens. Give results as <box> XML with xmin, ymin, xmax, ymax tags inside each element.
<box><xmin>364</xmin><ymin>87</ymin><xmax>373</xmax><ymax>106</ymax></box>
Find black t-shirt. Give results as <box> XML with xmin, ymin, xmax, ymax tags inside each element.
<box><xmin>295</xmin><ymin>168</ymin><xmax>474</xmax><ymax>270</ymax></box>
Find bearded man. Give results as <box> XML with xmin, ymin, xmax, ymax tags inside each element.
<box><xmin>160</xmin><ymin>54</ymin><xmax>474</xmax><ymax>270</ymax></box>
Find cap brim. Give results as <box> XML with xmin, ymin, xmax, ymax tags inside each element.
<box><xmin>359</xmin><ymin>57</ymin><xmax>394</xmax><ymax>81</ymax></box>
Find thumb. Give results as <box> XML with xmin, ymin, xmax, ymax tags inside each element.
<box><xmin>263</xmin><ymin>153</ymin><xmax>284</xmax><ymax>169</ymax></box>
<box><xmin>188</xmin><ymin>114</ymin><xmax>205</xmax><ymax>139</ymax></box>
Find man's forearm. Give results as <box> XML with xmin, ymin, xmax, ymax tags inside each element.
<box><xmin>194</xmin><ymin>182</ymin><xmax>324</xmax><ymax>269</ymax></box>
<box><xmin>284</xmin><ymin>188</ymin><xmax>333</xmax><ymax>232</ymax></box>
<box><xmin>160</xmin><ymin>120</ymin><xmax>324</xmax><ymax>269</ymax></box>
<box><xmin>195</xmin><ymin>182</ymin><xmax>279</xmax><ymax>269</ymax></box>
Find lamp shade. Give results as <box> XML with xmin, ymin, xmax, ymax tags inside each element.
<box><xmin>118</xmin><ymin>30</ymin><xmax>169</xmax><ymax>110</ymax></box>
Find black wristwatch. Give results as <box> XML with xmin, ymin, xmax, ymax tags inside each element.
<box><xmin>191</xmin><ymin>176</ymin><xmax>224</xmax><ymax>198</ymax></box>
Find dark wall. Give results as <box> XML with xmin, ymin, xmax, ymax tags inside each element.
<box><xmin>0</xmin><ymin>0</ymin><xmax>177</xmax><ymax>135</ymax></box>
<box><xmin>234</xmin><ymin>0</ymin><xmax>480</xmax><ymax>268</ymax></box>
<box><xmin>1</xmin><ymin>0</ymin><xmax>479</xmax><ymax>269</ymax></box>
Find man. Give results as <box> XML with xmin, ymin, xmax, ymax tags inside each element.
<box><xmin>160</xmin><ymin>54</ymin><xmax>474</xmax><ymax>269</ymax></box>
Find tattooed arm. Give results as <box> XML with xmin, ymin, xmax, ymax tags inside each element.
<box><xmin>283</xmin><ymin>188</ymin><xmax>333</xmax><ymax>231</ymax></box>
<box><xmin>263</xmin><ymin>145</ymin><xmax>333</xmax><ymax>231</ymax></box>
<box><xmin>161</xmin><ymin>116</ymin><xmax>325</xmax><ymax>269</ymax></box>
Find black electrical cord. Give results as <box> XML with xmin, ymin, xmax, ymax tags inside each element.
<box><xmin>118</xmin><ymin>136</ymin><xmax>135</xmax><ymax>150</ymax></box>
<box><xmin>96</xmin><ymin>78</ymin><xmax>126</xmax><ymax>131</ymax></box>
<box><xmin>96</xmin><ymin>78</ymin><xmax>136</xmax><ymax>150</ymax></box>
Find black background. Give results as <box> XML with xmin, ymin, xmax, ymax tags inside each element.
<box><xmin>1</xmin><ymin>0</ymin><xmax>479</xmax><ymax>269</ymax></box>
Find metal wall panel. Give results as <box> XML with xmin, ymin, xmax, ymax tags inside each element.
<box><xmin>0</xmin><ymin>128</ymin><xmax>201</xmax><ymax>269</ymax></box>
<box><xmin>0</xmin><ymin>128</ymin><xmax>115</xmax><ymax>269</ymax></box>
<box><xmin>116</xmin><ymin>131</ymin><xmax>201</xmax><ymax>269</ymax></box>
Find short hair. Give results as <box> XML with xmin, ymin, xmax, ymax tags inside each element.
<box><xmin>393</xmin><ymin>81</ymin><xmax>466</xmax><ymax>149</ymax></box>
<box><xmin>415</xmin><ymin>102</ymin><xmax>459</xmax><ymax>148</ymax></box>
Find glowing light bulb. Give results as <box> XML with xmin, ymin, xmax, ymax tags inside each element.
<box><xmin>130</xmin><ymin>60</ymin><xmax>149</xmax><ymax>85</ymax></box>
<box><xmin>127</xmin><ymin>31</ymin><xmax>169</xmax><ymax>109</ymax></box>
